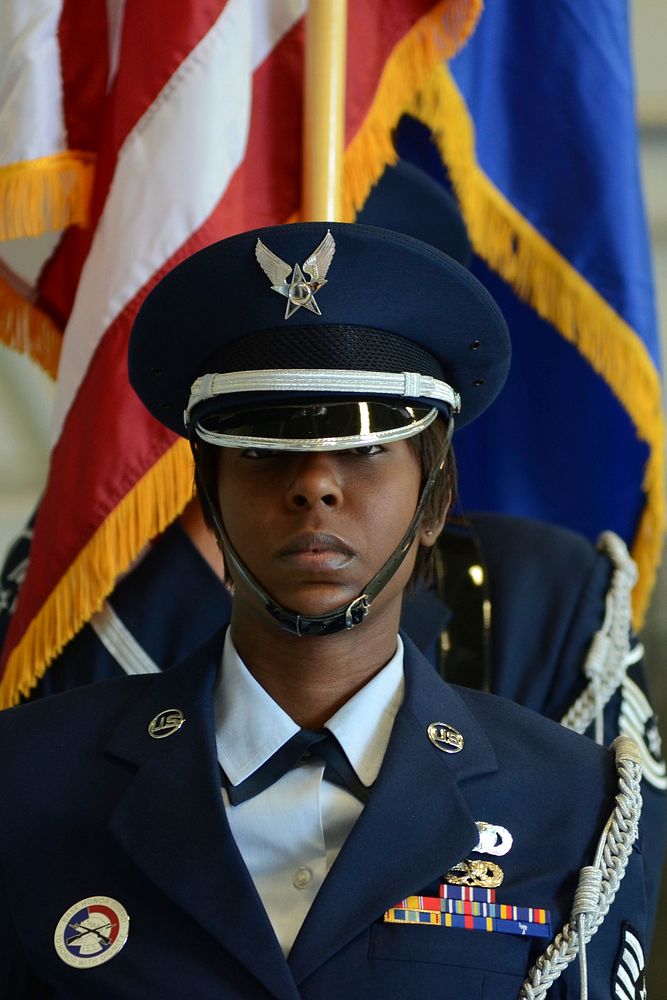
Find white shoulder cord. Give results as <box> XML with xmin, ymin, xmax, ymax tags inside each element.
<box><xmin>519</xmin><ymin>736</ymin><xmax>642</xmax><ymax>1000</ymax></box>
<box><xmin>560</xmin><ymin>532</ymin><xmax>638</xmax><ymax>742</ymax></box>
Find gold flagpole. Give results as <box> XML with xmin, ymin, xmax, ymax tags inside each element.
<box><xmin>302</xmin><ymin>0</ymin><xmax>348</xmax><ymax>221</ymax></box>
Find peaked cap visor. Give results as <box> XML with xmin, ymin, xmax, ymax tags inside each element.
<box><xmin>129</xmin><ymin>222</ymin><xmax>510</xmax><ymax>436</ymax></box>
<box><xmin>195</xmin><ymin>400</ymin><xmax>438</xmax><ymax>452</ymax></box>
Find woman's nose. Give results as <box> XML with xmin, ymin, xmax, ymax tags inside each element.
<box><xmin>285</xmin><ymin>453</ymin><xmax>344</xmax><ymax>510</ymax></box>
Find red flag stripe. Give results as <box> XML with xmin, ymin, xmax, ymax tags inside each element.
<box><xmin>58</xmin><ymin>0</ymin><xmax>110</xmax><ymax>155</ymax></box>
<box><xmin>86</xmin><ymin>0</ymin><xmax>233</xmax><ymax>226</ymax></box>
<box><xmin>37</xmin><ymin>0</ymin><xmax>231</xmax><ymax>342</ymax></box>
<box><xmin>50</xmin><ymin>0</ymin><xmax>304</xmax><ymax>445</ymax></box>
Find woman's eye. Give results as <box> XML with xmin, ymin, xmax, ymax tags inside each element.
<box><xmin>241</xmin><ymin>447</ymin><xmax>279</xmax><ymax>459</ymax></box>
<box><xmin>350</xmin><ymin>445</ymin><xmax>383</xmax><ymax>456</ymax></box>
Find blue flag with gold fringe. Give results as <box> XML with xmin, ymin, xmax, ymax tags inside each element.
<box><xmin>397</xmin><ymin>0</ymin><xmax>663</xmax><ymax>624</ymax></box>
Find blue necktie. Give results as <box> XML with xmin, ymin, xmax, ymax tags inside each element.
<box><xmin>223</xmin><ymin>728</ymin><xmax>370</xmax><ymax>805</ymax></box>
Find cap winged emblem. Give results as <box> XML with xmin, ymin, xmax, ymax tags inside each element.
<box><xmin>255</xmin><ymin>230</ymin><xmax>336</xmax><ymax>318</ymax></box>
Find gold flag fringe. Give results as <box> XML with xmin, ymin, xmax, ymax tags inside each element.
<box><xmin>0</xmin><ymin>272</ymin><xmax>62</xmax><ymax>379</ymax></box>
<box><xmin>0</xmin><ymin>0</ymin><xmax>484</xmax><ymax>706</ymax></box>
<box><xmin>341</xmin><ymin>0</ymin><xmax>483</xmax><ymax>222</ymax></box>
<box><xmin>0</xmin><ymin>151</ymin><xmax>95</xmax><ymax>240</ymax></box>
<box><xmin>0</xmin><ymin>440</ymin><xmax>194</xmax><ymax>707</ymax></box>
<box><xmin>408</xmin><ymin>63</ymin><xmax>665</xmax><ymax>626</ymax></box>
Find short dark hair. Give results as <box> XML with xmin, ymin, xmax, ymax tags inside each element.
<box><xmin>405</xmin><ymin>418</ymin><xmax>457</xmax><ymax>586</ymax></box>
<box><xmin>192</xmin><ymin>417</ymin><xmax>456</xmax><ymax>591</ymax></box>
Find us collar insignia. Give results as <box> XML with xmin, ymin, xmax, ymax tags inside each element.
<box><xmin>54</xmin><ymin>896</ymin><xmax>130</xmax><ymax>968</ymax></box>
<box><xmin>255</xmin><ymin>230</ymin><xmax>336</xmax><ymax>318</ymax></box>
<box><xmin>427</xmin><ymin>722</ymin><xmax>464</xmax><ymax>754</ymax></box>
<box><xmin>148</xmin><ymin>708</ymin><xmax>185</xmax><ymax>739</ymax></box>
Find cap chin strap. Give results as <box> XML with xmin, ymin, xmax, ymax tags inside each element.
<box><xmin>196</xmin><ymin>421</ymin><xmax>453</xmax><ymax>638</ymax></box>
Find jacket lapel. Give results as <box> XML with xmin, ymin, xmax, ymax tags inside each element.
<box><xmin>105</xmin><ymin>631</ymin><xmax>300</xmax><ymax>1000</ymax></box>
<box><xmin>288</xmin><ymin>637</ymin><xmax>498</xmax><ymax>984</ymax></box>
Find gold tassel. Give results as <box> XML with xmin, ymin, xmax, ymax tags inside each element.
<box><xmin>0</xmin><ymin>440</ymin><xmax>194</xmax><ymax>707</ymax></box>
<box><xmin>408</xmin><ymin>62</ymin><xmax>665</xmax><ymax>626</ymax></box>
<box><xmin>0</xmin><ymin>272</ymin><xmax>62</xmax><ymax>378</ymax></box>
<box><xmin>0</xmin><ymin>151</ymin><xmax>95</xmax><ymax>240</ymax></box>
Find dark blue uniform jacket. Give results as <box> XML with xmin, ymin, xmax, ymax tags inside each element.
<box><xmin>5</xmin><ymin>513</ymin><xmax>665</xmax><ymax>934</ymax></box>
<box><xmin>0</xmin><ymin>630</ymin><xmax>646</xmax><ymax>999</ymax></box>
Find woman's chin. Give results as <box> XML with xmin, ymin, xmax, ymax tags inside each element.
<box><xmin>278</xmin><ymin>581</ymin><xmax>361</xmax><ymax>618</ymax></box>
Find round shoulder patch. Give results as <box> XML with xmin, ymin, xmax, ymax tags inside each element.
<box><xmin>54</xmin><ymin>896</ymin><xmax>129</xmax><ymax>968</ymax></box>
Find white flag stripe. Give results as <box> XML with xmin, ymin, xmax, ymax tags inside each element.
<box><xmin>0</xmin><ymin>0</ymin><xmax>66</xmax><ymax>163</ymax></box>
<box><xmin>51</xmin><ymin>0</ymin><xmax>304</xmax><ymax>444</ymax></box>
<box><xmin>249</xmin><ymin>0</ymin><xmax>306</xmax><ymax>69</ymax></box>
<box><xmin>105</xmin><ymin>0</ymin><xmax>127</xmax><ymax>91</ymax></box>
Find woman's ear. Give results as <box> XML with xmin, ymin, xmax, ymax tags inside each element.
<box><xmin>419</xmin><ymin>519</ymin><xmax>443</xmax><ymax>548</ymax></box>
<box><xmin>419</xmin><ymin>507</ymin><xmax>449</xmax><ymax>549</ymax></box>
<box><xmin>418</xmin><ymin>494</ymin><xmax>450</xmax><ymax>548</ymax></box>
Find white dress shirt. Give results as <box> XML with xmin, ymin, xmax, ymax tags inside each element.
<box><xmin>214</xmin><ymin>629</ymin><xmax>405</xmax><ymax>955</ymax></box>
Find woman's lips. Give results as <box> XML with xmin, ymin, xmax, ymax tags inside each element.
<box><xmin>277</xmin><ymin>532</ymin><xmax>357</xmax><ymax>570</ymax></box>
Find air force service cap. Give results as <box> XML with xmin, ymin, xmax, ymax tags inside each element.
<box><xmin>129</xmin><ymin>220</ymin><xmax>510</xmax><ymax>451</ymax></box>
